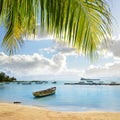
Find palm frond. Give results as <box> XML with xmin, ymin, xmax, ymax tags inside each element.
<box><xmin>0</xmin><ymin>0</ymin><xmax>112</xmax><ymax>59</ymax></box>
<box><xmin>42</xmin><ymin>0</ymin><xmax>112</xmax><ymax>59</ymax></box>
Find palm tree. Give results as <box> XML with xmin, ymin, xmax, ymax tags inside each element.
<box><xmin>0</xmin><ymin>0</ymin><xmax>112</xmax><ymax>59</ymax></box>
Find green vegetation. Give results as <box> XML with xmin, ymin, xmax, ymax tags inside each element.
<box><xmin>0</xmin><ymin>0</ymin><xmax>112</xmax><ymax>59</ymax></box>
<box><xmin>0</xmin><ymin>72</ymin><xmax>16</xmax><ymax>82</ymax></box>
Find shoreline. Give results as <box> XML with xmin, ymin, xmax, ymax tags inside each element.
<box><xmin>0</xmin><ymin>103</ymin><xmax>120</xmax><ymax>120</ymax></box>
<box><xmin>1</xmin><ymin>101</ymin><xmax>120</xmax><ymax>113</ymax></box>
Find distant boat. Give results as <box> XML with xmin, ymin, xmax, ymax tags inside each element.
<box><xmin>81</xmin><ymin>77</ymin><xmax>100</xmax><ymax>80</ymax></box>
<box><xmin>22</xmin><ymin>81</ymin><xmax>32</xmax><ymax>85</ymax></box>
<box><xmin>0</xmin><ymin>83</ymin><xmax>4</xmax><ymax>88</ymax></box>
<box><xmin>5</xmin><ymin>82</ymin><xmax>10</xmax><ymax>84</ymax></box>
<box><xmin>52</xmin><ymin>81</ymin><xmax>57</xmax><ymax>84</ymax></box>
<box><xmin>33</xmin><ymin>87</ymin><xmax>56</xmax><ymax>97</ymax></box>
<box><xmin>35</xmin><ymin>81</ymin><xmax>43</xmax><ymax>84</ymax></box>
<box><xmin>0</xmin><ymin>83</ymin><xmax>4</xmax><ymax>86</ymax></box>
<box><xmin>109</xmin><ymin>82</ymin><xmax>120</xmax><ymax>86</ymax></box>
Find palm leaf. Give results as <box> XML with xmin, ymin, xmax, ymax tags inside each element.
<box><xmin>0</xmin><ymin>0</ymin><xmax>112</xmax><ymax>59</ymax></box>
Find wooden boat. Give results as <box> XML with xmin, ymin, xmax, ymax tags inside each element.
<box><xmin>33</xmin><ymin>87</ymin><xmax>56</xmax><ymax>97</ymax></box>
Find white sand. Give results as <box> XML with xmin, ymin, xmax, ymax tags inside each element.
<box><xmin>0</xmin><ymin>103</ymin><xmax>120</xmax><ymax>120</ymax></box>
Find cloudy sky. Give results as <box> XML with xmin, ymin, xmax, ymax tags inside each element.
<box><xmin>0</xmin><ymin>1</ymin><xmax>120</xmax><ymax>81</ymax></box>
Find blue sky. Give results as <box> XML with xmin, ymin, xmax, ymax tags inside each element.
<box><xmin>0</xmin><ymin>1</ymin><xmax>120</xmax><ymax>81</ymax></box>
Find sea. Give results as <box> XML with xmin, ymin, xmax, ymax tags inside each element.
<box><xmin>0</xmin><ymin>80</ymin><xmax>120</xmax><ymax>112</ymax></box>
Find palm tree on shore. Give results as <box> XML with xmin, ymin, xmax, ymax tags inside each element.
<box><xmin>0</xmin><ymin>0</ymin><xmax>112</xmax><ymax>58</ymax></box>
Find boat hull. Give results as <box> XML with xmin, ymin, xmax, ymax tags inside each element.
<box><xmin>33</xmin><ymin>87</ymin><xmax>56</xmax><ymax>97</ymax></box>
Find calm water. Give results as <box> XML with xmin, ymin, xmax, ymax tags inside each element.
<box><xmin>0</xmin><ymin>81</ymin><xmax>120</xmax><ymax>112</ymax></box>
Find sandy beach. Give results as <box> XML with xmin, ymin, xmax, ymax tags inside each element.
<box><xmin>0</xmin><ymin>103</ymin><xmax>120</xmax><ymax>120</ymax></box>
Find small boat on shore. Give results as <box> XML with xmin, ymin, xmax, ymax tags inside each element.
<box><xmin>33</xmin><ymin>87</ymin><xmax>56</xmax><ymax>97</ymax></box>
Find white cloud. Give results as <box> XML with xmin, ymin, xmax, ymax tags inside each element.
<box><xmin>0</xmin><ymin>53</ymin><xmax>63</xmax><ymax>75</ymax></box>
<box><xmin>23</xmin><ymin>34</ymin><xmax>54</xmax><ymax>41</ymax></box>
<box><xmin>39</xmin><ymin>41</ymin><xmax>77</xmax><ymax>56</ymax></box>
<box><xmin>107</xmin><ymin>40</ymin><xmax>120</xmax><ymax>57</ymax></box>
<box><xmin>75</xmin><ymin>36</ymin><xmax>120</xmax><ymax>78</ymax></box>
<box><xmin>23</xmin><ymin>25</ymin><xmax>53</xmax><ymax>41</ymax></box>
<box><xmin>0</xmin><ymin>52</ymin><xmax>82</xmax><ymax>80</ymax></box>
<box><xmin>112</xmin><ymin>34</ymin><xmax>120</xmax><ymax>41</ymax></box>
<box><xmin>84</xmin><ymin>61</ymin><xmax>120</xmax><ymax>77</ymax></box>
<box><xmin>99</xmin><ymin>37</ymin><xmax>120</xmax><ymax>59</ymax></box>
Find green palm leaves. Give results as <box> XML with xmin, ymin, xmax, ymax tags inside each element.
<box><xmin>0</xmin><ymin>0</ymin><xmax>112</xmax><ymax>58</ymax></box>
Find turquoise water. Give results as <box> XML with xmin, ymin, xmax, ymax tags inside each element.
<box><xmin>0</xmin><ymin>81</ymin><xmax>120</xmax><ymax>112</ymax></box>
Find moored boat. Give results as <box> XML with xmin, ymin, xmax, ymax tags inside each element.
<box><xmin>81</xmin><ymin>77</ymin><xmax>100</xmax><ymax>80</ymax></box>
<box><xmin>22</xmin><ymin>81</ymin><xmax>32</xmax><ymax>85</ymax></box>
<box><xmin>0</xmin><ymin>83</ymin><xmax>4</xmax><ymax>88</ymax></box>
<box><xmin>52</xmin><ymin>81</ymin><xmax>57</xmax><ymax>84</ymax></box>
<box><xmin>33</xmin><ymin>87</ymin><xmax>56</xmax><ymax>97</ymax></box>
<box><xmin>35</xmin><ymin>81</ymin><xmax>43</xmax><ymax>84</ymax></box>
<box><xmin>0</xmin><ymin>83</ymin><xmax>4</xmax><ymax>85</ymax></box>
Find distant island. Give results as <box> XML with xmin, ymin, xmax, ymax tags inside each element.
<box><xmin>0</xmin><ymin>72</ymin><xmax>16</xmax><ymax>82</ymax></box>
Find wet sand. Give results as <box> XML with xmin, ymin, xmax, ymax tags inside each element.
<box><xmin>0</xmin><ymin>103</ymin><xmax>120</xmax><ymax>120</ymax></box>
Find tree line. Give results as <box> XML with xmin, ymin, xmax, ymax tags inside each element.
<box><xmin>0</xmin><ymin>72</ymin><xmax>16</xmax><ymax>82</ymax></box>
